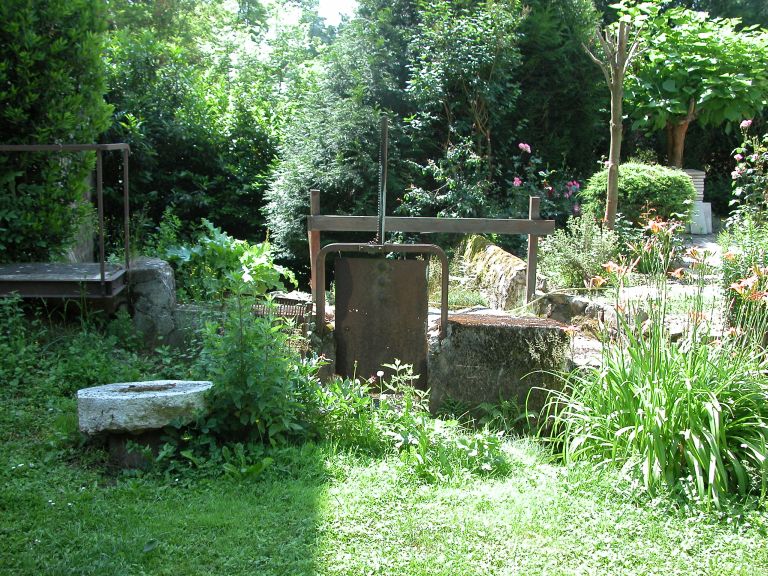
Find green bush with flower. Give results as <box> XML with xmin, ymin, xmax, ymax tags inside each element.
<box><xmin>580</xmin><ymin>162</ymin><xmax>695</xmax><ymax>225</ymax></box>
<box><xmin>499</xmin><ymin>142</ymin><xmax>582</xmax><ymax>226</ymax></box>
<box><xmin>730</xmin><ymin>119</ymin><xmax>768</xmax><ymax>220</ymax></box>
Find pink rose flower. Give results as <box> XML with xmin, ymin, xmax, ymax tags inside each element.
<box><xmin>740</xmin><ymin>119</ymin><xmax>753</xmax><ymax>130</ymax></box>
<box><xmin>734</xmin><ymin>154</ymin><xmax>744</xmax><ymax>161</ymax></box>
<box><xmin>513</xmin><ymin>177</ymin><xmax>522</xmax><ymax>187</ymax></box>
<box><xmin>518</xmin><ymin>142</ymin><xmax>531</xmax><ymax>154</ymax></box>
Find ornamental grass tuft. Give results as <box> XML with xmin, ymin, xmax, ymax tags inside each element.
<box><xmin>544</xmin><ymin>221</ymin><xmax>768</xmax><ymax>509</ymax></box>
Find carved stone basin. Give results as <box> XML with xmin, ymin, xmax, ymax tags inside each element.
<box><xmin>77</xmin><ymin>380</ymin><xmax>212</xmax><ymax>435</ymax></box>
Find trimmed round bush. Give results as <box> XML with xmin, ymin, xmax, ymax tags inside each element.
<box><xmin>581</xmin><ymin>162</ymin><xmax>696</xmax><ymax>224</ymax></box>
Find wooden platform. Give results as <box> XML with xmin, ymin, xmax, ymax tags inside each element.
<box><xmin>0</xmin><ymin>263</ymin><xmax>127</xmax><ymax>300</ymax></box>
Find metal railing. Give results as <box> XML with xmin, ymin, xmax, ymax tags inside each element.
<box><xmin>0</xmin><ymin>143</ymin><xmax>131</xmax><ymax>291</ymax></box>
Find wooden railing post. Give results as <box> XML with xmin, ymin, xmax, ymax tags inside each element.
<box><xmin>526</xmin><ymin>196</ymin><xmax>541</xmax><ymax>303</ymax></box>
<box><xmin>308</xmin><ymin>189</ymin><xmax>321</xmax><ymax>309</ymax></box>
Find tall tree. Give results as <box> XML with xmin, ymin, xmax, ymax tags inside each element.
<box><xmin>513</xmin><ymin>0</ymin><xmax>602</xmax><ymax>175</ymax></box>
<box><xmin>407</xmin><ymin>0</ymin><xmax>522</xmax><ymax>176</ymax></box>
<box><xmin>103</xmin><ymin>0</ymin><xmax>277</xmax><ymax>238</ymax></box>
<box><xmin>583</xmin><ymin>1</ymin><xmax>654</xmax><ymax>228</ymax></box>
<box><xmin>626</xmin><ymin>7</ymin><xmax>768</xmax><ymax>168</ymax></box>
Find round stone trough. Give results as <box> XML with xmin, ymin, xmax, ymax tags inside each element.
<box><xmin>77</xmin><ymin>380</ymin><xmax>213</xmax><ymax>436</ymax></box>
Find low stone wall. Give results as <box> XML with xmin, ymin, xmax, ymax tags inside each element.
<box><xmin>461</xmin><ymin>236</ymin><xmax>528</xmax><ymax>310</ymax></box>
<box><xmin>428</xmin><ymin>314</ymin><xmax>570</xmax><ymax>416</ymax></box>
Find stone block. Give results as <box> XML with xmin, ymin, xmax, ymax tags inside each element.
<box><xmin>129</xmin><ymin>258</ymin><xmax>177</xmax><ymax>345</ymax></box>
<box><xmin>461</xmin><ymin>236</ymin><xmax>545</xmax><ymax>310</ymax></box>
<box><xmin>428</xmin><ymin>314</ymin><xmax>570</xmax><ymax>416</ymax></box>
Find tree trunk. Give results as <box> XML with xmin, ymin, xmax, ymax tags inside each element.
<box><xmin>666</xmin><ymin>120</ymin><xmax>689</xmax><ymax>169</ymax></box>
<box><xmin>604</xmin><ymin>80</ymin><xmax>623</xmax><ymax>229</ymax></box>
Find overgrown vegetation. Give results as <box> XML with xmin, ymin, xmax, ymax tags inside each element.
<box><xmin>544</xmin><ymin>221</ymin><xmax>768</xmax><ymax>509</ymax></box>
<box><xmin>539</xmin><ymin>215</ymin><xmax>619</xmax><ymax>289</ymax></box>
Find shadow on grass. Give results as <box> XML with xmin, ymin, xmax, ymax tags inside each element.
<box><xmin>0</xmin><ymin>392</ymin><xmax>330</xmax><ymax>576</ymax></box>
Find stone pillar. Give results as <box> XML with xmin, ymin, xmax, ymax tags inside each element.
<box><xmin>129</xmin><ymin>258</ymin><xmax>177</xmax><ymax>346</ymax></box>
<box><xmin>684</xmin><ymin>169</ymin><xmax>712</xmax><ymax>234</ymax></box>
<box><xmin>428</xmin><ymin>314</ymin><xmax>570</xmax><ymax>417</ymax></box>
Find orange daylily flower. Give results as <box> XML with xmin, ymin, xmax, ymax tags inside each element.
<box><xmin>669</xmin><ymin>267</ymin><xmax>685</xmax><ymax>279</ymax></box>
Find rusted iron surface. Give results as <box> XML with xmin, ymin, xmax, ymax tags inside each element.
<box><xmin>314</xmin><ymin>243</ymin><xmax>448</xmax><ymax>340</ymax></box>
<box><xmin>0</xmin><ymin>263</ymin><xmax>126</xmax><ymax>298</ymax></box>
<box><xmin>335</xmin><ymin>257</ymin><xmax>428</xmax><ymax>385</ymax></box>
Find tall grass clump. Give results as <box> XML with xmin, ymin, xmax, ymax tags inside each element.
<box><xmin>545</xmin><ymin>222</ymin><xmax>768</xmax><ymax>508</ymax></box>
<box><xmin>720</xmin><ymin>215</ymin><xmax>768</xmax><ymax>328</ymax></box>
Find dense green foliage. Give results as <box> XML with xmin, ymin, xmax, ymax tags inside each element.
<box><xmin>197</xmin><ymin>299</ymin><xmax>316</xmax><ymax>445</ymax></box>
<box><xmin>102</xmin><ymin>0</ymin><xmax>277</xmax><ymax>239</ymax></box>
<box><xmin>266</xmin><ymin>0</ymin><xmax>599</xmax><ymax>268</ymax></box>
<box><xmin>0</xmin><ymin>0</ymin><xmax>112</xmax><ymax>262</ymax></box>
<box><xmin>580</xmin><ymin>162</ymin><xmax>696</xmax><ymax>224</ymax></box>
<box><xmin>546</xmin><ymin>244</ymin><xmax>768</xmax><ymax>508</ymax></box>
<box><xmin>548</xmin><ymin>314</ymin><xmax>768</xmax><ymax>507</ymax></box>
<box><xmin>164</xmin><ymin>219</ymin><xmax>296</xmax><ymax>301</ymax></box>
<box><xmin>513</xmin><ymin>0</ymin><xmax>603</xmax><ymax>174</ymax></box>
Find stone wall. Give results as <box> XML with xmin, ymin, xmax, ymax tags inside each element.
<box><xmin>461</xmin><ymin>235</ymin><xmax>547</xmax><ymax>311</ymax></box>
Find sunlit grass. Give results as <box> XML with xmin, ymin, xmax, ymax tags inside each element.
<box><xmin>3</xmin><ymin>395</ymin><xmax>768</xmax><ymax>575</ymax></box>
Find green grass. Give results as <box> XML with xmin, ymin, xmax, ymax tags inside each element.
<box><xmin>3</xmin><ymin>299</ymin><xmax>768</xmax><ymax>574</ymax></box>
<box><xmin>4</xmin><ymin>389</ymin><xmax>768</xmax><ymax>575</ymax></box>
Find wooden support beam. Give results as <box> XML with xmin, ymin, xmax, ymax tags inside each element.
<box><xmin>308</xmin><ymin>189</ymin><xmax>321</xmax><ymax>308</ymax></box>
<box><xmin>307</xmin><ymin>215</ymin><xmax>554</xmax><ymax>236</ymax></box>
<box><xmin>526</xmin><ymin>196</ymin><xmax>541</xmax><ymax>303</ymax></box>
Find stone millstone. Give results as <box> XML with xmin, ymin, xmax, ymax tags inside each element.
<box><xmin>77</xmin><ymin>380</ymin><xmax>212</xmax><ymax>435</ymax></box>
<box><xmin>428</xmin><ymin>314</ymin><xmax>570</xmax><ymax>415</ymax></box>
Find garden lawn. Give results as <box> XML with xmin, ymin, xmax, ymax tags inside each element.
<box><xmin>3</xmin><ymin>393</ymin><xmax>768</xmax><ymax>575</ymax></box>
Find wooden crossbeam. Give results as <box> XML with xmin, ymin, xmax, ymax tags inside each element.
<box><xmin>307</xmin><ymin>215</ymin><xmax>554</xmax><ymax>235</ymax></box>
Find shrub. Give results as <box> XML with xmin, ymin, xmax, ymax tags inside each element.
<box><xmin>165</xmin><ymin>220</ymin><xmax>296</xmax><ymax>302</ymax></box>
<box><xmin>196</xmin><ymin>296</ymin><xmax>318</xmax><ymax>445</ymax></box>
<box><xmin>580</xmin><ymin>162</ymin><xmax>695</xmax><ymax>225</ymax></box>
<box><xmin>539</xmin><ymin>216</ymin><xmax>619</xmax><ymax>289</ymax></box>
<box><xmin>102</xmin><ymin>10</ymin><xmax>278</xmax><ymax>241</ymax></box>
<box><xmin>0</xmin><ymin>0</ymin><xmax>112</xmax><ymax>262</ymax></box>
<box><xmin>0</xmin><ymin>297</ymin><xmax>41</xmax><ymax>392</ymax></box>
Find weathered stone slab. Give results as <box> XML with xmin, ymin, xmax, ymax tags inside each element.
<box><xmin>129</xmin><ymin>257</ymin><xmax>176</xmax><ymax>345</ymax></box>
<box><xmin>428</xmin><ymin>314</ymin><xmax>570</xmax><ymax>415</ymax></box>
<box><xmin>77</xmin><ymin>380</ymin><xmax>212</xmax><ymax>435</ymax></box>
<box><xmin>461</xmin><ymin>236</ymin><xmax>546</xmax><ymax>311</ymax></box>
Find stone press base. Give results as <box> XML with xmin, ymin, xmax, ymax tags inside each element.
<box><xmin>428</xmin><ymin>315</ymin><xmax>570</xmax><ymax>417</ymax></box>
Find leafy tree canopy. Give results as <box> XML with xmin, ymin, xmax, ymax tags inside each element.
<box><xmin>626</xmin><ymin>6</ymin><xmax>768</xmax><ymax>167</ymax></box>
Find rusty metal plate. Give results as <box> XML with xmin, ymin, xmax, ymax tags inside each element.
<box><xmin>334</xmin><ymin>257</ymin><xmax>428</xmax><ymax>387</ymax></box>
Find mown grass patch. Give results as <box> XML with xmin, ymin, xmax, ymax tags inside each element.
<box><xmin>3</xmin><ymin>389</ymin><xmax>768</xmax><ymax>576</ymax></box>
